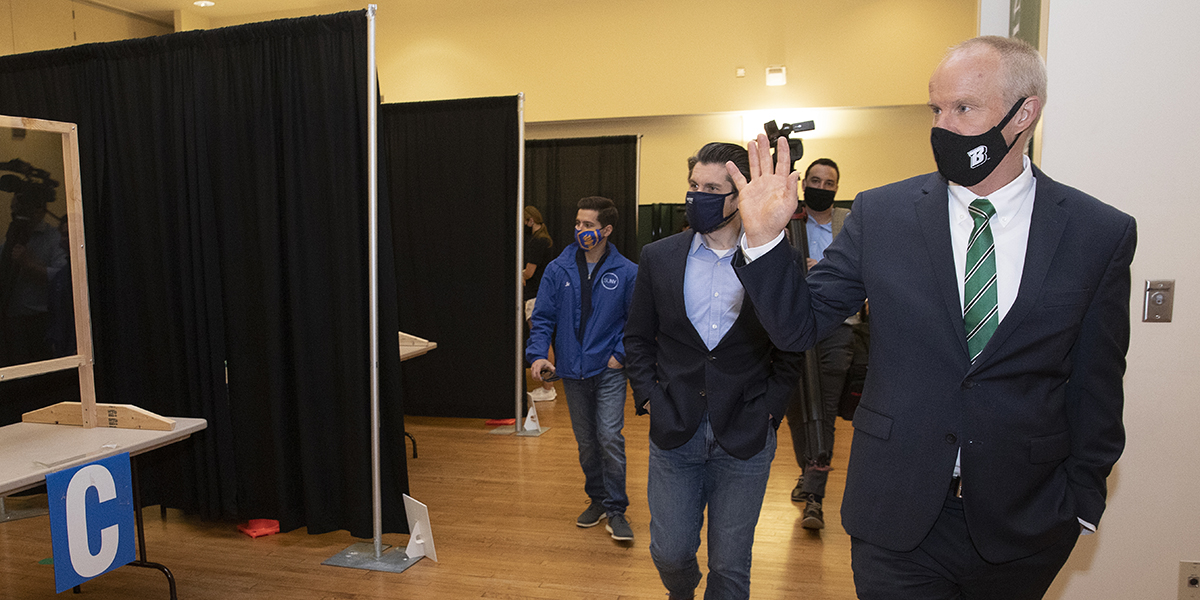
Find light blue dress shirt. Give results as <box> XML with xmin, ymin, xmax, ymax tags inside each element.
<box><xmin>805</xmin><ymin>218</ymin><xmax>834</xmax><ymax>261</ymax></box>
<box><xmin>683</xmin><ymin>232</ymin><xmax>744</xmax><ymax>350</ymax></box>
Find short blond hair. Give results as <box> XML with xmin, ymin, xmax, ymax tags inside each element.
<box><xmin>947</xmin><ymin>36</ymin><xmax>1047</xmax><ymax>106</ymax></box>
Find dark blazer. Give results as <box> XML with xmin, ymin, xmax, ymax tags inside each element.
<box><xmin>625</xmin><ymin>231</ymin><xmax>804</xmax><ymax>460</ymax></box>
<box><xmin>736</xmin><ymin>167</ymin><xmax>1136</xmax><ymax>563</ymax></box>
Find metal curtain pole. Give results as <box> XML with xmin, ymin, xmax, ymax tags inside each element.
<box><xmin>365</xmin><ymin>3</ymin><xmax>382</xmax><ymax>559</ymax></box>
<box><xmin>488</xmin><ymin>94</ymin><xmax>542</xmax><ymax>438</ymax></box>
<box><xmin>511</xmin><ymin>92</ymin><xmax>525</xmax><ymax>432</ymax></box>
<box><xmin>635</xmin><ymin>134</ymin><xmax>642</xmax><ymax>224</ymax></box>
<box><xmin>512</xmin><ymin>95</ymin><xmax>544</xmax><ymax>437</ymax></box>
<box><xmin>325</xmin><ymin>7</ymin><xmax>429</xmax><ymax>574</ymax></box>
<box><xmin>514</xmin><ymin>93</ymin><xmax>526</xmax><ymax>434</ymax></box>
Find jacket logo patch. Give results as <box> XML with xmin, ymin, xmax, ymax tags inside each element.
<box><xmin>601</xmin><ymin>273</ymin><xmax>619</xmax><ymax>290</ymax></box>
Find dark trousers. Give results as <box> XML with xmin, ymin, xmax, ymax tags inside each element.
<box><xmin>785</xmin><ymin>322</ymin><xmax>854</xmax><ymax>498</ymax></box>
<box><xmin>850</xmin><ymin>492</ymin><xmax>1080</xmax><ymax>600</ymax></box>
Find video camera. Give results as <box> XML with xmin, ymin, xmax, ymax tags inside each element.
<box><xmin>763</xmin><ymin>120</ymin><xmax>815</xmax><ymax>170</ymax></box>
<box><xmin>0</xmin><ymin>158</ymin><xmax>61</xmax><ymax>247</ymax></box>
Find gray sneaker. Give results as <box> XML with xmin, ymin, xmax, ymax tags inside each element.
<box><xmin>606</xmin><ymin>513</ymin><xmax>634</xmax><ymax>541</ymax></box>
<box><xmin>577</xmin><ymin>501</ymin><xmax>606</xmax><ymax>527</ymax></box>
<box><xmin>790</xmin><ymin>476</ymin><xmax>806</xmax><ymax>502</ymax></box>
<box><xmin>801</xmin><ymin>495</ymin><xmax>825</xmax><ymax>530</ymax></box>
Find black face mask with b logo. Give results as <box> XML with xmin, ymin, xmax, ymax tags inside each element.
<box><xmin>930</xmin><ymin>98</ymin><xmax>1027</xmax><ymax>187</ymax></box>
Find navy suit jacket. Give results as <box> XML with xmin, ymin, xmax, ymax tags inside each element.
<box><xmin>736</xmin><ymin>167</ymin><xmax>1136</xmax><ymax>562</ymax></box>
<box><xmin>625</xmin><ymin>231</ymin><xmax>804</xmax><ymax>460</ymax></box>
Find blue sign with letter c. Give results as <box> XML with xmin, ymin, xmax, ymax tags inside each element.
<box><xmin>46</xmin><ymin>452</ymin><xmax>136</xmax><ymax>593</ymax></box>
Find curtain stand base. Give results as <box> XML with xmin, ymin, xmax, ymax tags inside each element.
<box><xmin>323</xmin><ymin>542</ymin><xmax>424</xmax><ymax>574</ymax></box>
<box><xmin>486</xmin><ymin>425</ymin><xmax>551</xmax><ymax>436</ymax></box>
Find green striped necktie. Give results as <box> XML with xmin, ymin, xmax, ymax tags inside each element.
<box><xmin>964</xmin><ymin>198</ymin><xmax>998</xmax><ymax>362</ymax></box>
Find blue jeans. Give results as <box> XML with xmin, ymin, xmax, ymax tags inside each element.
<box><xmin>648</xmin><ymin>413</ymin><xmax>776</xmax><ymax>600</ymax></box>
<box><xmin>561</xmin><ymin>367</ymin><xmax>629</xmax><ymax>516</ymax></box>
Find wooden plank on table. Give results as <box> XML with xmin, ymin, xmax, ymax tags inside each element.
<box><xmin>22</xmin><ymin>402</ymin><xmax>176</xmax><ymax>431</ymax></box>
<box><xmin>398</xmin><ymin>331</ymin><xmax>437</xmax><ymax>361</ymax></box>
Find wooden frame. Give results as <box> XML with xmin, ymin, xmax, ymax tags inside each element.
<box><xmin>0</xmin><ymin>115</ymin><xmax>100</xmax><ymax>427</ymax></box>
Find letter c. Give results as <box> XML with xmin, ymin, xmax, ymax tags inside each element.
<box><xmin>65</xmin><ymin>464</ymin><xmax>120</xmax><ymax>578</ymax></box>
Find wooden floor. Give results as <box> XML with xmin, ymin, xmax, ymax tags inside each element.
<box><xmin>0</xmin><ymin>379</ymin><xmax>858</xmax><ymax>599</ymax></box>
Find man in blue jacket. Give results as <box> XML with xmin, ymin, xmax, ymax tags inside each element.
<box><xmin>528</xmin><ymin>196</ymin><xmax>638</xmax><ymax>542</ymax></box>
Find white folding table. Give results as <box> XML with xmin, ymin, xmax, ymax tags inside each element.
<box><xmin>0</xmin><ymin>417</ymin><xmax>207</xmax><ymax>598</ymax></box>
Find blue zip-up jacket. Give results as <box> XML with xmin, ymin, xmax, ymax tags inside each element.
<box><xmin>526</xmin><ymin>241</ymin><xmax>637</xmax><ymax>380</ymax></box>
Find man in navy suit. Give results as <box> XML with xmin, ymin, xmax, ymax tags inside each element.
<box><xmin>731</xmin><ymin>36</ymin><xmax>1136</xmax><ymax>599</ymax></box>
<box><xmin>625</xmin><ymin>142</ymin><xmax>803</xmax><ymax>600</ymax></box>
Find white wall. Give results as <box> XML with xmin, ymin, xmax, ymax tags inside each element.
<box><xmin>1040</xmin><ymin>1</ymin><xmax>1200</xmax><ymax>598</ymax></box>
<box><xmin>978</xmin><ymin>0</ymin><xmax>1009</xmax><ymax>36</ymax></box>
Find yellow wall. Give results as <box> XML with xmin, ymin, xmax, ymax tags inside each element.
<box><xmin>210</xmin><ymin>0</ymin><xmax>975</xmax><ymax>122</ymax></box>
<box><xmin>73</xmin><ymin>2</ymin><xmax>170</xmax><ymax>45</ymax></box>
<box><xmin>529</xmin><ymin>104</ymin><xmax>936</xmax><ymax>206</ymax></box>
<box><xmin>0</xmin><ymin>0</ymin><xmax>10</xmax><ymax>54</ymax></box>
<box><xmin>0</xmin><ymin>0</ymin><xmax>976</xmax><ymax>206</ymax></box>
<box><xmin>174</xmin><ymin>10</ymin><xmax>211</xmax><ymax>33</ymax></box>
<box><xmin>9</xmin><ymin>0</ymin><xmax>75</xmax><ymax>54</ymax></box>
<box><xmin>371</xmin><ymin>0</ymin><xmax>972</xmax><ymax>122</ymax></box>
<box><xmin>0</xmin><ymin>0</ymin><xmax>170</xmax><ymax>55</ymax></box>
<box><xmin>205</xmin><ymin>0</ymin><xmax>975</xmax><ymax>204</ymax></box>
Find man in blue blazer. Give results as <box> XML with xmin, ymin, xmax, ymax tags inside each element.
<box><xmin>625</xmin><ymin>142</ymin><xmax>803</xmax><ymax>600</ymax></box>
<box><xmin>732</xmin><ymin>37</ymin><xmax>1136</xmax><ymax>599</ymax></box>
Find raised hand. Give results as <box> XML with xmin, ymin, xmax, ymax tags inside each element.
<box><xmin>726</xmin><ymin>134</ymin><xmax>800</xmax><ymax>247</ymax></box>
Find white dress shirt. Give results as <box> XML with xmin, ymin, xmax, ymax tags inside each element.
<box><xmin>949</xmin><ymin>155</ymin><xmax>1036</xmax><ymax>324</ymax></box>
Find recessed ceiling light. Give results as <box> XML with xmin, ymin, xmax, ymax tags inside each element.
<box><xmin>194</xmin><ymin>1</ymin><xmax>215</xmax><ymax>7</ymax></box>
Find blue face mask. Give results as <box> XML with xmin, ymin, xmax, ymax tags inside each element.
<box><xmin>685</xmin><ymin>190</ymin><xmax>737</xmax><ymax>234</ymax></box>
<box><xmin>576</xmin><ymin>227</ymin><xmax>604</xmax><ymax>251</ymax></box>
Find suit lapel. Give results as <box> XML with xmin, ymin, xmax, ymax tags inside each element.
<box><xmin>970</xmin><ymin>167</ymin><xmax>1069</xmax><ymax>369</ymax></box>
<box><xmin>666</xmin><ymin>232</ymin><xmax>708</xmax><ymax>349</ymax></box>
<box><xmin>914</xmin><ymin>173</ymin><xmax>970</xmax><ymax>357</ymax></box>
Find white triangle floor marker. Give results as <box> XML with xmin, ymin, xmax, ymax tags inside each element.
<box><xmin>523</xmin><ymin>401</ymin><xmax>541</xmax><ymax>432</ymax></box>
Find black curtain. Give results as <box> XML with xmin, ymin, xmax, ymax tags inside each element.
<box><xmin>525</xmin><ymin>136</ymin><xmax>639</xmax><ymax>260</ymax></box>
<box><xmin>0</xmin><ymin>12</ymin><xmax>408</xmax><ymax>537</ymax></box>
<box><xmin>637</xmin><ymin>203</ymin><xmax>689</xmax><ymax>252</ymax></box>
<box><xmin>381</xmin><ymin>97</ymin><xmax>520</xmax><ymax>419</ymax></box>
